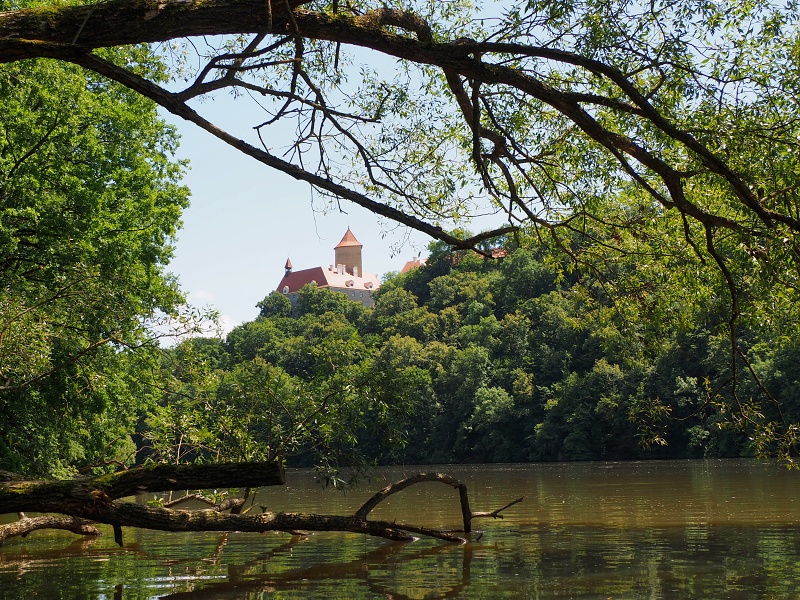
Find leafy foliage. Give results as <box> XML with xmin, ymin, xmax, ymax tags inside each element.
<box><xmin>161</xmin><ymin>229</ymin><xmax>800</xmax><ymax>466</ymax></box>
<box><xmin>0</xmin><ymin>53</ymin><xmax>189</xmax><ymax>476</ymax></box>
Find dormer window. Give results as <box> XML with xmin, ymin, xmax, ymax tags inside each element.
<box><xmin>282</xmin><ymin>286</ymin><xmax>289</xmax><ymax>294</ymax></box>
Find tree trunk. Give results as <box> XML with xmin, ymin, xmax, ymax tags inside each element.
<box><xmin>0</xmin><ymin>465</ymin><xmax>520</xmax><ymax>546</ymax></box>
<box><xmin>0</xmin><ymin>461</ymin><xmax>285</xmax><ymax>514</ymax></box>
<box><xmin>0</xmin><ymin>0</ymin><xmax>308</xmax><ymax>62</ymax></box>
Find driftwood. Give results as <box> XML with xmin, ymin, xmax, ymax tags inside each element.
<box><xmin>354</xmin><ymin>472</ymin><xmax>524</xmax><ymax>533</ymax></box>
<box><xmin>0</xmin><ymin>463</ymin><xmax>521</xmax><ymax>547</ymax></box>
<box><xmin>0</xmin><ymin>515</ymin><xmax>101</xmax><ymax>542</ymax></box>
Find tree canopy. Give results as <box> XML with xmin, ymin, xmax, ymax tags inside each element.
<box><xmin>0</xmin><ymin>40</ymin><xmax>191</xmax><ymax>476</ymax></box>
<box><xmin>1</xmin><ymin>0</ymin><xmax>799</xmax><ymax>461</ymax></box>
<box><xmin>3</xmin><ymin>0</ymin><xmax>798</xmax><ymax>248</ymax></box>
<box><xmin>3</xmin><ymin>0</ymin><xmax>798</xmax><ymax>348</ymax></box>
<box><xmin>159</xmin><ymin>240</ymin><xmax>800</xmax><ymax>466</ymax></box>
<box><xmin>0</xmin><ymin>0</ymin><xmax>798</xmax><ymax>454</ymax></box>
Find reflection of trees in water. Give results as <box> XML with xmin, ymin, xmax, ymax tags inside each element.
<box><xmin>1</xmin><ymin>528</ymin><xmax>470</xmax><ymax>599</ymax></box>
<box><xmin>5</xmin><ymin>461</ymin><xmax>800</xmax><ymax>599</ymax></box>
<box><xmin>0</xmin><ymin>535</ymin><xmax>102</xmax><ymax>580</ymax></box>
<box><xmin>159</xmin><ymin>535</ymin><xmax>475</xmax><ymax>600</ymax></box>
<box><xmin>4</xmin><ymin>524</ymin><xmax>800</xmax><ymax>599</ymax></box>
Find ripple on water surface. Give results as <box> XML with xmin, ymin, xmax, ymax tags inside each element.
<box><xmin>2</xmin><ymin>460</ymin><xmax>800</xmax><ymax>599</ymax></box>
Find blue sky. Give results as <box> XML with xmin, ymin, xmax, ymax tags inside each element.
<box><xmin>162</xmin><ymin>99</ymin><xmax>434</xmax><ymax>333</ymax></box>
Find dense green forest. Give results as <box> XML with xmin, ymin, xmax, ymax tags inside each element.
<box><xmin>0</xmin><ymin>49</ymin><xmax>194</xmax><ymax>477</ymax></box>
<box><xmin>158</xmin><ymin>234</ymin><xmax>800</xmax><ymax>470</ymax></box>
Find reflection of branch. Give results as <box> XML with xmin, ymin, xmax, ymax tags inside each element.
<box><xmin>161</xmin><ymin>539</ymin><xmax>473</xmax><ymax>600</ymax></box>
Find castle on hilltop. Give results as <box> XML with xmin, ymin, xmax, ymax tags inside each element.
<box><xmin>277</xmin><ymin>228</ymin><xmax>381</xmax><ymax>308</ymax></box>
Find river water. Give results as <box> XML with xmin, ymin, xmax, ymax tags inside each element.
<box><xmin>2</xmin><ymin>460</ymin><xmax>800</xmax><ymax>598</ymax></box>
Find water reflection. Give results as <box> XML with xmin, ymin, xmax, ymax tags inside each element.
<box><xmin>2</xmin><ymin>460</ymin><xmax>800</xmax><ymax>599</ymax></box>
<box><xmin>157</xmin><ymin>538</ymin><xmax>474</xmax><ymax>600</ymax></box>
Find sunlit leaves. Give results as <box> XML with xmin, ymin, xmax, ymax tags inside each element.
<box><xmin>0</xmin><ymin>51</ymin><xmax>189</xmax><ymax>476</ymax></box>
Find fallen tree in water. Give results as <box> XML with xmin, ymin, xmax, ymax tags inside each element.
<box><xmin>0</xmin><ymin>463</ymin><xmax>521</xmax><ymax>546</ymax></box>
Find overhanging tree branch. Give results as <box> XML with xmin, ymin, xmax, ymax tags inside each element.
<box><xmin>0</xmin><ymin>1</ymin><xmax>791</xmax><ymax>238</ymax></box>
<box><xmin>0</xmin><ymin>0</ymin><xmax>306</xmax><ymax>60</ymax></box>
<box><xmin>2</xmin><ymin>0</ymin><xmax>798</xmax><ymax>451</ymax></box>
<box><xmin>68</xmin><ymin>51</ymin><xmax>517</xmax><ymax>252</ymax></box>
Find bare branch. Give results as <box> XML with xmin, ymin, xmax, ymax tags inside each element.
<box><xmin>0</xmin><ymin>467</ymin><xmax>520</xmax><ymax>545</ymax></box>
<box><xmin>0</xmin><ymin>515</ymin><xmax>101</xmax><ymax>546</ymax></box>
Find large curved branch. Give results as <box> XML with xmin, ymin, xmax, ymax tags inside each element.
<box><xmin>277</xmin><ymin>10</ymin><xmax>783</xmax><ymax>233</ymax></box>
<box><xmin>68</xmin><ymin>51</ymin><xmax>517</xmax><ymax>252</ymax></box>
<box><xmin>0</xmin><ymin>1</ymin><xmax>789</xmax><ymax>236</ymax></box>
<box><xmin>460</xmin><ymin>41</ymin><xmax>794</xmax><ymax>229</ymax></box>
<box><xmin>355</xmin><ymin>472</ymin><xmax>522</xmax><ymax>534</ymax></box>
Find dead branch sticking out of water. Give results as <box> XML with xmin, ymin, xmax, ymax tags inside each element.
<box><xmin>0</xmin><ymin>465</ymin><xmax>521</xmax><ymax>547</ymax></box>
<box><xmin>354</xmin><ymin>472</ymin><xmax>524</xmax><ymax>533</ymax></box>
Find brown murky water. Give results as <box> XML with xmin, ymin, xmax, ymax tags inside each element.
<box><xmin>2</xmin><ymin>460</ymin><xmax>800</xmax><ymax>598</ymax></box>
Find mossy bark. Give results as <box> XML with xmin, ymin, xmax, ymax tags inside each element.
<box><xmin>0</xmin><ymin>0</ymin><xmax>308</xmax><ymax>62</ymax></box>
<box><xmin>0</xmin><ymin>461</ymin><xmax>285</xmax><ymax>515</ymax></box>
<box><xmin>0</xmin><ymin>468</ymin><xmax>518</xmax><ymax>546</ymax></box>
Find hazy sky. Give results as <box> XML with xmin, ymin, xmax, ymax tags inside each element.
<box><xmin>162</xmin><ymin>98</ymin><xmax>433</xmax><ymax>333</ymax></box>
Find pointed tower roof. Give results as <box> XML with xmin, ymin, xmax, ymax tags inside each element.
<box><xmin>285</xmin><ymin>257</ymin><xmax>293</xmax><ymax>269</ymax></box>
<box><xmin>335</xmin><ymin>227</ymin><xmax>362</xmax><ymax>248</ymax></box>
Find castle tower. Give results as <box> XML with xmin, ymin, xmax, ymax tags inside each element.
<box><xmin>275</xmin><ymin>228</ymin><xmax>380</xmax><ymax>308</ymax></box>
<box><xmin>334</xmin><ymin>227</ymin><xmax>363</xmax><ymax>277</ymax></box>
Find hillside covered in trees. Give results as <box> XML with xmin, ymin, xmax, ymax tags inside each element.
<box><xmin>159</xmin><ymin>236</ymin><xmax>800</xmax><ymax>470</ymax></box>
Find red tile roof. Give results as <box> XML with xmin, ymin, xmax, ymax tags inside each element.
<box><xmin>279</xmin><ymin>267</ymin><xmax>327</xmax><ymax>294</ymax></box>
<box><xmin>278</xmin><ymin>265</ymin><xmax>380</xmax><ymax>294</ymax></box>
<box><xmin>335</xmin><ymin>227</ymin><xmax>362</xmax><ymax>248</ymax></box>
<box><xmin>401</xmin><ymin>257</ymin><xmax>427</xmax><ymax>273</ymax></box>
